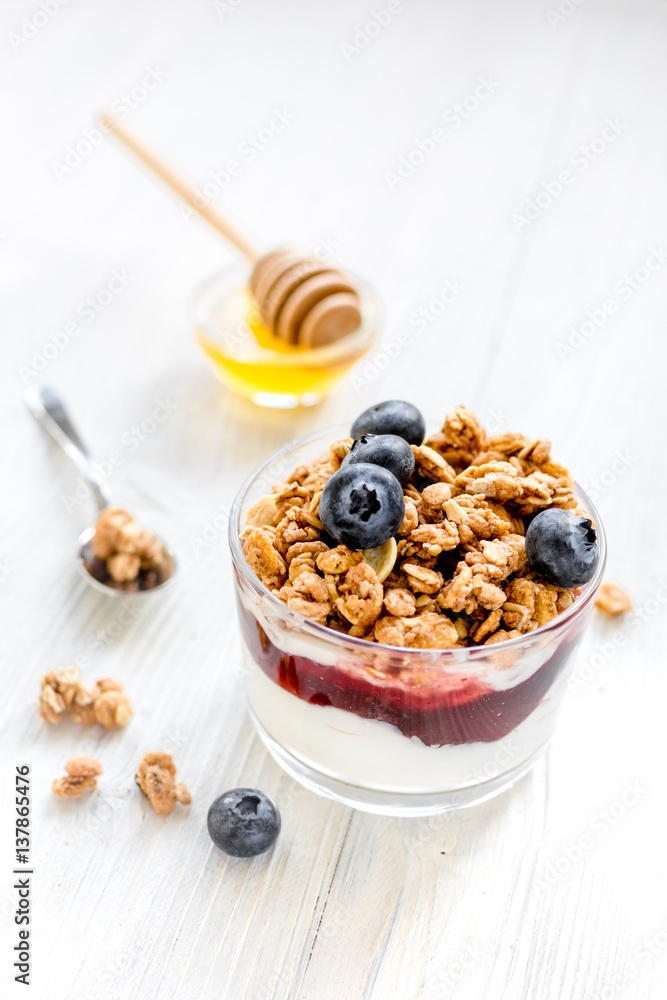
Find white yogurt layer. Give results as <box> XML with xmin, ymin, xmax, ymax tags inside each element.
<box><xmin>245</xmin><ymin>657</ymin><xmax>564</xmax><ymax>794</ymax></box>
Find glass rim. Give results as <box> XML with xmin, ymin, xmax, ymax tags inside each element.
<box><xmin>229</xmin><ymin>422</ymin><xmax>607</xmax><ymax>662</ymax></box>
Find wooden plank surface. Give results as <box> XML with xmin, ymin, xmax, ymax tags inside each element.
<box><xmin>1</xmin><ymin>0</ymin><xmax>666</xmax><ymax>997</ymax></box>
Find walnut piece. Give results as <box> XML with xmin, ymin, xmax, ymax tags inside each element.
<box><xmin>40</xmin><ymin>665</ymin><xmax>91</xmax><ymax>723</ymax></box>
<box><xmin>335</xmin><ymin>562</ymin><xmax>384</xmax><ymax>636</ymax></box>
<box><xmin>375</xmin><ymin>612</ymin><xmax>459</xmax><ymax>649</ymax></box>
<box><xmin>454</xmin><ymin>462</ymin><xmax>522</xmax><ymax>501</ymax></box>
<box><xmin>90</xmin><ymin>507</ymin><xmax>169</xmax><ymax>586</ymax></box>
<box><xmin>39</xmin><ymin>666</ymin><xmax>132</xmax><ymax>729</ymax></box>
<box><xmin>285</xmin><ymin>541</ymin><xmax>328</xmax><ymax>580</ymax></box>
<box><xmin>383</xmin><ymin>588</ymin><xmax>416</xmax><ymax>617</ymax></box>
<box><xmin>274</xmin><ymin>506</ymin><xmax>323</xmax><ymax>554</ymax></box>
<box><xmin>91</xmin><ymin>507</ymin><xmax>133</xmax><ymax>559</ymax></box>
<box><xmin>437</xmin><ymin>563</ymin><xmax>507</xmax><ymax>614</ymax></box>
<box><xmin>402</xmin><ymin>562</ymin><xmax>444</xmax><ymax>595</ymax></box>
<box><xmin>93</xmin><ymin>685</ymin><xmax>133</xmax><ymax>729</ymax></box>
<box><xmin>107</xmin><ymin>552</ymin><xmax>141</xmax><ymax>583</ymax></box>
<box><xmin>595</xmin><ymin>582</ymin><xmax>632</xmax><ymax>616</ymax></box>
<box><xmin>463</xmin><ymin>538</ymin><xmax>523</xmax><ymax>582</ymax></box>
<box><xmin>397</xmin><ymin>496</ymin><xmax>420</xmax><ymax>536</ymax></box>
<box><xmin>316</xmin><ymin>545</ymin><xmax>363</xmax><ymax>575</ymax></box>
<box><xmin>281</xmin><ymin>570</ymin><xmax>331</xmax><ymax>623</ymax></box>
<box><xmin>407</xmin><ymin>522</ymin><xmax>460</xmax><ymax>557</ymax></box>
<box><xmin>273</xmin><ymin>482</ymin><xmax>311</xmax><ymax>522</ymax></box>
<box><xmin>242</xmin><ymin>527</ymin><xmax>287</xmax><ymax>588</ymax></box>
<box><xmin>136</xmin><ymin>751</ymin><xmax>191</xmax><ymax>816</ymax></box>
<box><xmin>484</xmin><ymin>628</ymin><xmax>522</xmax><ymax>645</ymax></box>
<box><xmin>502</xmin><ymin>577</ymin><xmax>575</xmax><ymax>633</ymax></box>
<box><xmin>39</xmin><ymin>684</ymin><xmax>66</xmax><ymax>724</ymax></box>
<box><xmin>420</xmin><ymin>483</ymin><xmax>453</xmax><ymax>509</ymax></box>
<box><xmin>411</xmin><ymin>445</ymin><xmax>456</xmax><ymax>484</ymax></box>
<box><xmin>426</xmin><ymin>406</ymin><xmax>489</xmax><ymax>469</ymax></box>
<box><xmin>52</xmin><ymin>757</ymin><xmax>102</xmax><ymax>798</ymax></box>
<box><xmin>469</xmin><ymin>609</ymin><xmax>503</xmax><ymax>644</ymax></box>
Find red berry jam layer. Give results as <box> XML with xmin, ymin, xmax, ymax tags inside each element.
<box><xmin>237</xmin><ymin>597</ymin><xmax>581</xmax><ymax>747</ymax></box>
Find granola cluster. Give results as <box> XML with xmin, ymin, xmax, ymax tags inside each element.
<box><xmin>51</xmin><ymin>752</ymin><xmax>192</xmax><ymax>814</ymax></box>
<box><xmin>242</xmin><ymin>406</ymin><xmax>586</xmax><ymax>649</ymax></box>
<box><xmin>86</xmin><ymin>507</ymin><xmax>171</xmax><ymax>590</ymax></box>
<box><xmin>595</xmin><ymin>582</ymin><xmax>632</xmax><ymax>616</ymax></box>
<box><xmin>136</xmin><ymin>752</ymin><xmax>192</xmax><ymax>815</ymax></box>
<box><xmin>52</xmin><ymin>757</ymin><xmax>102</xmax><ymax>798</ymax></box>
<box><xmin>39</xmin><ymin>665</ymin><xmax>133</xmax><ymax>729</ymax></box>
<box><xmin>41</xmin><ymin>671</ymin><xmax>191</xmax><ymax>816</ymax></box>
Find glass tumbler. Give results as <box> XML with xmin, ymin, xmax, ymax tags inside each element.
<box><xmin>229</xmin><ymin>426</ymin><xmax>606</xmax><ymax>816</ymax></box>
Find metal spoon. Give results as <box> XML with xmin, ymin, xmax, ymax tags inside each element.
<box><xmin>24</xmin><ymin>386</ymin><xmax>176</xmax><ymax>596</ymax></box>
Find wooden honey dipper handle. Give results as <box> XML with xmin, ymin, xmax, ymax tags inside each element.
<box><xmin>101</xmin><ymin>114</ymin><xmax>259</xmax><ymax>262</ymax></box>
<box><xmin>102</xmin><ymin>115</ymin><xmax>362</xmax><ymax>347</ymax></box>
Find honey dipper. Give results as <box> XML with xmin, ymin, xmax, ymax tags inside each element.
<box><xmin>102</xmin><ymin>116</ymin><xmax>362</xmax><ymax>348</ymax></box>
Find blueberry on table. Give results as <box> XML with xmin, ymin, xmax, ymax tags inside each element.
<box><xmin>341</xmin><ymin>433</ymin><xmax>415</xmax><ymax>485</ymax></box>
<box><xmin>525</xmin><ymin>508</ymin><xmax>600</xmax><ymax>589</ymax></box>
<box><xmin>319</xmin><ymin>463</ymin><xmax>405</xmax><ymax>550</ymax></box>
<box><xmin>207</xmin><ymin>788</ymin><xmax>281</xmax><ymax>858</ymax></box>
<box><xmin>351</xmin><ymin>400</ymin><xmax>425</xmax><ymax>446</ymax></box>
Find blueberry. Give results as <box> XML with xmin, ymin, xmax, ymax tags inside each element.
<box><xmin>319</xmin><ymin>463</ymin><xmax>405</xmax><ymax>549</ymax></box>
<box><xmin>341</xmin><ymin>434</ymin><xmax>415</xmax><ymax>486</ymax></box>
<box><xmin>351</xmin><ymin>400</ymin><xmax>425</xmax><ymax>446</ymax></box>
<box><xmin>207</xmin><ymin>788</ymin><xmax>280</xmax><ymax>858</ymax></box>
<box><xmin>525</xmin><ymin>508</ymin><xmax>600</xmax><ymax>589</ymax></box>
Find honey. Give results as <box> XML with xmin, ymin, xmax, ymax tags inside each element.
<box><xmin>193</xmin><ymin>263</ymin><xmax>379</xmax><ymax>407</ymax></box>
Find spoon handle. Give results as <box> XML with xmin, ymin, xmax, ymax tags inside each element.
<box><xmin>24</xmin><ymin>386</ymin><xmax>111</xmax><ymax>513</ymax></box>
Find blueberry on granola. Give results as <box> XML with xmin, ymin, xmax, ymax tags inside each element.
<box><xmin>525</xmin><ymin>508</ymin><xmax>599</xmax><ymax>588</ymax></box>
<box><xmin>341</xmin><ymin>433</ymin><xmax>415</xmax><ymax>486</ymax></box>
<box><xmin>319</xmin><ymin>463</ymin><xmax>405</xmax><ymax>549</ymax></box>
<box><xmin>207</xmin><ymin>788</ymin><xmax>280</xmax><ymax>857</ymax></box>
<box><xmin>351</xmin><ymin>400</ymin><xmax>425</xmax><ymax>446</ymax></box>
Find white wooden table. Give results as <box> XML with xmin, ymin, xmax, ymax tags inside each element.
<box><xmin>2</xmin><ymin>0</ymin><xmax>666</xmax><ymax>997</ymax></box>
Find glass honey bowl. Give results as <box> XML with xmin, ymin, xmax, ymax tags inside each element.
<box><xmin>193</xmin><ymin>261</ymin><xmax>380</xmax><ymax>408</ymax></box>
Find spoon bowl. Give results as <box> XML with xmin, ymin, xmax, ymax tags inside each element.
<box><xmin>77</xmin><ymin>524</ymin><xmax>177</xmax><ymax>596</ymax></box>
<box><xmin>25</xmin><ymin>386</ymin><xmax>178</xmax><ymax>597</ymax></box>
